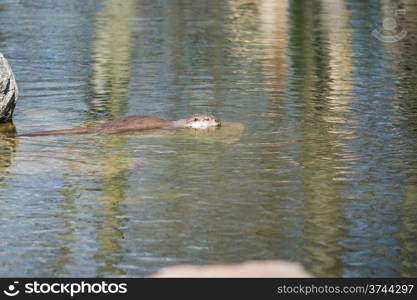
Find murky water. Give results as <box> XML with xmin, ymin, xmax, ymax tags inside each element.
<box><xmin>1</xmin><ymin>0</ymin><xmax>416</xmax><ymax>277</ymax></box>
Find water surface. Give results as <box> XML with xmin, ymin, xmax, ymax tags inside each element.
<box><xmin>0</xmin><ymin>0</ymin><xmax>417</xmax><ymax>277</ymax></box>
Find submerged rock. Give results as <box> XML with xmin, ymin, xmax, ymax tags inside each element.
<box><xmin>151</xmin><ymin>260</ymin><xmax>312</xmax><ymax>278</ymax></box>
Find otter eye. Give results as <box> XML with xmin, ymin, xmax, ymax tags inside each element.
<box><xmin>193</xmin><ymin>118</ymin><xmax>199</xmax><ymax>121</ymax></box>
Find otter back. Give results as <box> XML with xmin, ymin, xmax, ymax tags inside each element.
<box><xmin>19</xmin><ymin>127</ymin><xmax>93</xmax><ymax>137</ymax></box>
<box><xmin>19</xmin><ymin>115</ymin><xmax>172</xmax><ymax>137</ymax></box>
<box><xmin>94</xmin><ymin>115</ymin><xmax>171</xmax><ymax>134</ymax></box>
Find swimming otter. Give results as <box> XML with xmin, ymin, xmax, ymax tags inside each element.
<box><xmin>19</xmin><ymin>114</ymin><xmax>221</xmax><ymax>137</ymax></box>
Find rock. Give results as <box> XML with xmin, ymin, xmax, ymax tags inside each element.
<box><xmin>0</xmin><ymin>52</ymin><xmax>18</xmax><ymax>123</ymax></box>
<box><xmin>150</xmin><ymin>260</ymin><xmax>312</xmax><ymax>278</ymax></box>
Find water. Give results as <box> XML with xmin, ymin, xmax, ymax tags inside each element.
<box><xmin>0</xmin><ymin>0</ymin><xmax>416</xmax><ymax>277</ymax></box>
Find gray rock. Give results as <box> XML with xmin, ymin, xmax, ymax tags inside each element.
<box><xmin>0</xmin><ymin>52</ymin><xmax>18</xmax><ymax>123</ymax></box>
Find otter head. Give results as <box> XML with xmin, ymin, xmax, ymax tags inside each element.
<box><xmin>184</xmin><ymin>114</ymin><xmax>221</xmax><ymax>129</ymax></box>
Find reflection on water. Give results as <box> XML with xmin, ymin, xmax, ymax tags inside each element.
<box><xmin>0</xmin><ymin>123</ymin><xmax>17</xmax><ymax>182</ymax></box>
<box><xmin>0</xmin><ymin>0</ymin><xmax>417</xmax><ymax>277</ymax></box>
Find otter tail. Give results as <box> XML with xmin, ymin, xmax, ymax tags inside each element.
<box><xmin>19</xmin><ymin>127</ymin><xmax>93</xmax><ymax>137</ymax></box>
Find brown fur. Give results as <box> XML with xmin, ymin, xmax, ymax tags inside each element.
<box><xmin>19</xmin><ymin>115</ymin><xmax>173</xmax><ymax>137</ymax></box>
<box><xmin>94</xmin><ymin>115</ymin><xmax>171</xmax><ymax>134</ymax></box>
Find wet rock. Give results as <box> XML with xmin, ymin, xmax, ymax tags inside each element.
<box><xmin>150</xmin><ymin>260</ymin><xmax>312</xmax><ymax>278</ymax></box>
<box><xmin>0</xmin><ymin>52</ymin><xmax>18</xmax><ymax>123</ymax></box>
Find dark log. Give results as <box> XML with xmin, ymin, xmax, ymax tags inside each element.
<box><xmin>0</xmin><ymin>52</ymin><xmax>18</xmax><ymax>123</ymax></box>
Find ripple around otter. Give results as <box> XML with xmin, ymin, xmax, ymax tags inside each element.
<box><xmin>132</xmin><ymin>122</ymin><xmax>245</xmax><ymax>144</ymax></box>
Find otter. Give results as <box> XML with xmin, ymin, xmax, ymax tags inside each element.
<box><xmin>19</xmin><ymin>114</ymin><xmax>221</xmax><ymax>137</ymax></box>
